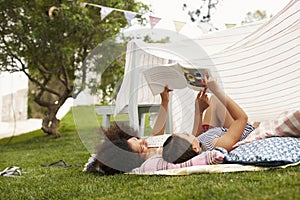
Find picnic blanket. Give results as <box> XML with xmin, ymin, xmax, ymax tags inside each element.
<box><xmin>84</xmin><ymin>109</ymin><xmax>300</xmax><ymax>175</ymax></box>
<box><xmin>130</xmin><ymin>161</ymin><xmax>300</xmax><ymax>176</ymax></box>
<box><xmin>83</xmin><ymin>138</ymin><xmax>300</xmax><ymax>176</ymax></box>
<box><xmin>130</xmin><ymin>137</ymin><xmax>300</xmax><ymax>175</ymax></box>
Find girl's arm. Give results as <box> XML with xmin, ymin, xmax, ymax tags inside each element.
<box><xmin>151</xmin><ymin>86</ymin><xmax>172</xmax><ymax>136</ymax></box>
<box><xmin>207</xmin><ymin>78</ymin><xmax>248</xmax><ymax>152</ymax></box>
<box><xmin>192</xmin><ymin>88</ymin><xmax>209</xmax><ymax>137</ymax></box>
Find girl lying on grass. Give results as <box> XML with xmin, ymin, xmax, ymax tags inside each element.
<box><xmin>162</xmin><ymin>76</ymin><xmax>255</xmax><ymax>163</ymax></box>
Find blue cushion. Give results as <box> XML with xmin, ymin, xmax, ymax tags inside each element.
<box><xmin>225</xmin><ymin>137</ymin><xmax>300</xmax><ymax>166</ymax></box>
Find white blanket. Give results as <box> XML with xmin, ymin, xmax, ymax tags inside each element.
<box><xmin>129</xmin><ymin>161</ymin><xmax>300</xmax><ymax>176</ymax></box>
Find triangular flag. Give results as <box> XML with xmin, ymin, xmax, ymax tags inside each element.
<box><xmin>149</xmin><ymin>16</ymin><xmax>161</xmax><ymax>28</ymax></box>
<box><xmin>124</xmin><ymin>11</ymin><xmax>136</xmax><ymax>25</ymax></box>
<box><xmin>173</xmin><ymin>21</ymin><xmax>186</xmax><ymax>32</ymax></box>
<box><xmin>101</xmin><ymin>7</ymin><xmax>114</xmax><ymax>20</ymax></box>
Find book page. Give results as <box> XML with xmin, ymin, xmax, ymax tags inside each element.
<box><xmin>180</xmin><ymin>67</ymin><xmax>209</xmax><ymax>91</ymax></box>
<box><xmin>143</xmin><ymin>63</ymin><xmax>187</xmax><ymax>95</ymax></box>
<box><xmin>144</xmin><ymin>134</ymin><xmax>171</xmax><ymax>147</ymax></box>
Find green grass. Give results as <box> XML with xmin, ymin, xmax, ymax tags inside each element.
<box><xmin>0</xmin><ymin>109</ymin><xmax>299</xmax><ymax>200</ymax></box>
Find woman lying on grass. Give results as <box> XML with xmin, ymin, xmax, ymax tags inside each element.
<box><xmin>92</xmin><ymin>88</ymin><xmax>172</xmax><ymax>174</ymax></box>
<box><xmin>92</xmin><ymin>76</ymin><xmax>256</xmax><ymax>174</ymax></box>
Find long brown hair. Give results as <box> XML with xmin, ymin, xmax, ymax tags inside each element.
<box><xmin>162</xmin><ymin>135</ymin><xmax>198</xmax><ymax>163</ymax></box>
<box><xmin>95</xmin><ymin>139</ymin><xmax>145</xmax><ymax>175</ymax></box>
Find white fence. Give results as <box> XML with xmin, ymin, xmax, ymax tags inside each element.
<box><xmin>0</xmin><ymin>72</ymin><xmax>28</xmax><ymax>122</ymax></box>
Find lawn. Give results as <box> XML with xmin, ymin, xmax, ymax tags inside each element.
<box><xmin>0</xmin><ymin>108</ymin><xmax>299</xmax><ymax>200</ymax></box>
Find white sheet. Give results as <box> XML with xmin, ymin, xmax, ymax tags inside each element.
<box><xmin>115</xmin><ymin>0</ymin><xmax>300</xmax><ymax>133</ymax></box>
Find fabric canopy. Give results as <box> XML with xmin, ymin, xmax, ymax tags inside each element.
<box><xmin>115</xmin><ymin>0</ymin><xmax>300</xmax><ymax>135</ymax></box>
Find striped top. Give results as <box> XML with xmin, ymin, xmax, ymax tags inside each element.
<box><xmin>198</xmin><ymin>123</ymin><xmax>255</xmax><ymax>151</ymax></box>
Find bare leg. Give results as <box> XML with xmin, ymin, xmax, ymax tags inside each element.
<box><xmin>203</xmin><ymin>95</ymin><xmax>234</xmax><ymax>128</ymax></box>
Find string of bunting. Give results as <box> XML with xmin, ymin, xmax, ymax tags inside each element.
<box><xmin>79</xmin><ymin>2</ymin><xmax>187</xmax><ymax>32</ymax></box>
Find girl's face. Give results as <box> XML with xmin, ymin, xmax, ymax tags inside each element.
<box><xmin>127</xmin><ymin>137</ymin><xmax>148</xmax><ymax>154</ymax></box>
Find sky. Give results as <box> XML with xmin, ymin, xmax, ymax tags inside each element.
<box><xmin>131</xmin><ymin>0</ymin><xmax>291</xmax><ymax>35</ymax></box>
<box><xmin>139</xmin><ymin>0</ymin><xmax>290</xmax><ymax>23</ymax></box>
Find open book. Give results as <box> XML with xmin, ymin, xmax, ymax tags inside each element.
<box><xmin>143</xmin><ymin>62</ymin><xmax>210</xmax><ymax>95</ymax></box>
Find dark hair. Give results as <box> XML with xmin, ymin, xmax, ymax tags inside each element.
<box><xmin>162</xmin><ymin>135</ymin><xmax>198</xmax><ymax>164</ymax></box>
<box><xmin>101</xmin><ymin>121</ymin><xmax>139</xmax><ymax>141</ymax></box>
<box><xmin>95</xmin><ymin>138</ymin><xmax>145</xmax><ymax>175</ymax></box>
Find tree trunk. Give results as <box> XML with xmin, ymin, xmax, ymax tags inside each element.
<box><xmin>41</xmin><ymin>116</ymin><xmax>60</xmax><ymax>135</ymax></box>
<box><xmin>41</xmin><ymin>107</ymin><xmax>61</xmax><ymax>136</ymax></box>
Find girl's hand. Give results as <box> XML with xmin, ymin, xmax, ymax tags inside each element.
<box><xmin>195</xmin><ymin>88</ymin><xmax>209</xmax><ymax>113</ymax></box>
<box><xmin>205</xmin><ymin>75</ymin><xmax>220</xmax><ymax>94</ymax></box>
<box><xmin>160</xmin><ymin>86</ymin><xmax>173</xmax><ymax>103</ymax></box>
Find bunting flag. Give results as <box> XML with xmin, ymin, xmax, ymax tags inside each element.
<box><xmin>173</xmin><ymin>20</ymin><xmax>186</xmax><ymax>32</ymax></box>
<box><xmin>124</xmin><ymin>11</ymin><xmax>137</xmax><ymax>25</ymax></box>
<box><xmin>81</xmin><ymin>2</ymin><xmax>187</xmax><ymax>29</ymax></box>
<box><xmin>100</xmin><ymin>7</ymin><xmax>114</xmax><ymax>20</ymax></box>
<box><xmin>149</xmin><ymin>16</ymin><xmax>161</xmax><ymax>28</ymax></box>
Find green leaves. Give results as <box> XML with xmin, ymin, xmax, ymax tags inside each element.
<box><xmin>0</xmin><ymin>0</ymin><xmax>149</xmax><ymax>134</ymax></box>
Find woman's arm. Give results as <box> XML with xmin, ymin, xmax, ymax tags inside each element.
<box><xmin>192</xmin><ymin>88</ymin><xmax>209</xmax><ymax>137</ymax></box>
<box><xmin>207</xmin><ymin>78</ymin><xmax>248</xmax><ymax>152</ymax></box>
<box><xmin>151</xmin><ymin>86</ymin><xmax>172</xmax><ymax>136</ymax></box>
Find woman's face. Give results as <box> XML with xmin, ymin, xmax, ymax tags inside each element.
<box><xmin>173</xmin><ymin>133</ymin><xmax>202</xmax><ymax>153</ymax></box>
<box><xmin>127</xmin><ymin>137</ymin><xmax>148</xmax><ymax>154</ymax></box>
